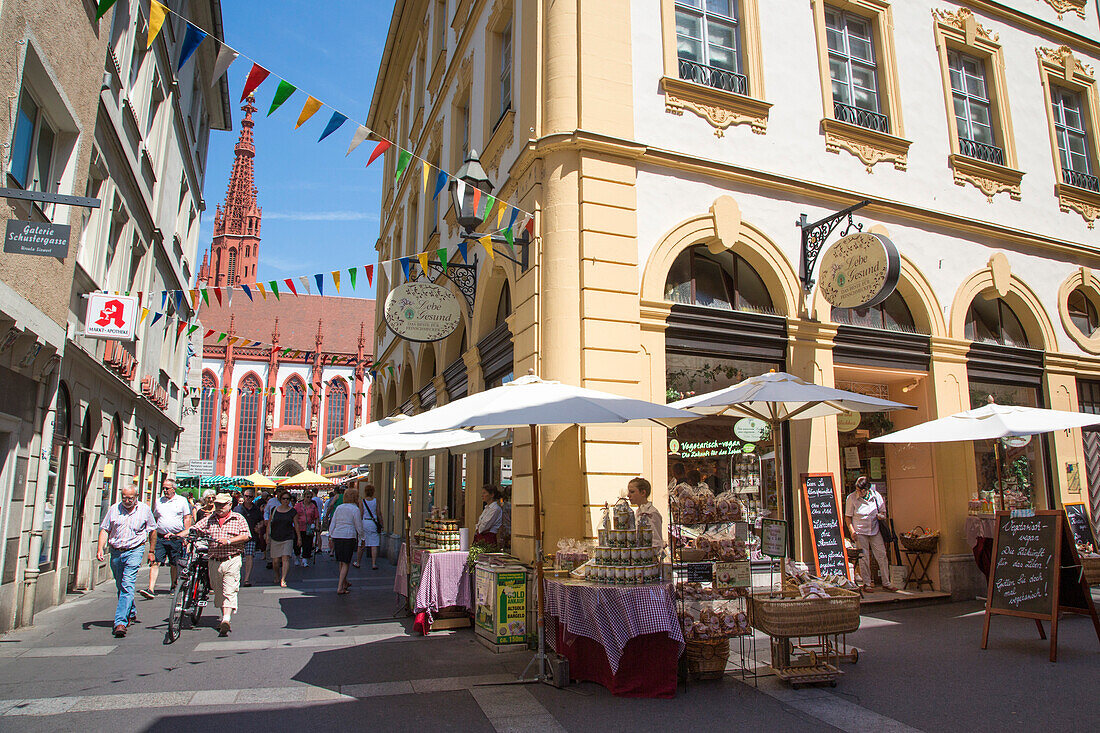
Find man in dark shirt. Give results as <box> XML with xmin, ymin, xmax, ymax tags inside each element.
<box><xmin>233</xmin><ymin>489</ymin><xmax>264</xmax><ymax>587</ymax></box>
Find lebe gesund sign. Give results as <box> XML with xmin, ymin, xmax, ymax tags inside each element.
<box><xmin>818</xmin><ymin>232</ymin><xmax>900</xmax><ymax>309</ymax></box>
<box><xmin>383</xmin><ymin>282</ymin><xmax>462</xmax><ymax>342</ymax></box>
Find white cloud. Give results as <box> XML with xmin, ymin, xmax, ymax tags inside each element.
<box><xmin>264</xmin><ymin>210</ymin><xmax>378</xmax><ymax>222</ymax></box>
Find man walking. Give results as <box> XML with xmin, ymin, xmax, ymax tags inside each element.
<box><xmin>96</xmin><ymin>484</ymin><xmax>157</xmax><ymax>637</ymax></box>
<box><xmin>193</xmin><ymin>493</ymin><xmax>252</xmax><ymax>636</ymax></box>
<box><xmin>233</xmin><ymin>488</ymin><xmax>264</xmax><ymax>586</ymax></box>
<box><xmin>140</xmin><ymin>478</ymin><xmax>191</xmax><ymax>599</ymax></box>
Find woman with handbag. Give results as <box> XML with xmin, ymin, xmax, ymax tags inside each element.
<box><xmin>844</xmin><ymin>476</ymin><xmax>898</xmax><ymax>592</ymax></box>
<box><xmin>357</xmin><ymin>484</ymin><xmax>383</xmax><ymax>570</ymax></box>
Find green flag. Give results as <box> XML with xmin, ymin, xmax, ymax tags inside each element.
<box><xmin>503</xmin><ymin>226</ymin><xmax>514</xmax><ymax>252</ymax></box>
<box><xmin>438</xmin><ymin>248</ymin><xmax>448</xmax><ymax>273</ymax></box>
<box><xmin>394</xmin><ymin>150</ymin><xmax>412</xmax><ymax>185</ymax></box>
<box><xmin>270</xmin><ymin>281</ymin><xmax>280</xmax><ymax>300</ymax></box>
<box><xmin>349</xmin><ymin>267</ymin><xmax>357</xmax><ymax>289</ymax></box>
<box><xmin>268</xmin><ymin>80</ymin><xmax>297</xmax><ymax>115</ymax></box>
<box><xmin>201</xmin><ymin>288</ymin><xmax>209</xmax><ymax>306</ymax></box>
<box><xmin>96</xmin><ymin>0</ymin><xmax>119</xmax><ymax>20</ymax></box>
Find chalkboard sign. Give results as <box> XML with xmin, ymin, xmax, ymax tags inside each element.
<box><xmin>801</xmin><ymin>473</ymin><xmax>850</xmax><ymax>580</ymax></box>
<box><xmin>1064</xmin><ymin>502</ymin><xmax>1097</xmax><ymax>550</ymax></box>
<box><xmin>685</xmin><ymin>562</ymin><xmax>714</xmax><ymax>583</ymax></box>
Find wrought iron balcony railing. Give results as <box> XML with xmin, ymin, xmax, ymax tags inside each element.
<box><xmin>1063</xmin><ymin>168</ymin><xmax>1100</xmax><ymax>193</ymax></box>
<box><xmin>678</xmin><ymin>58</ymin><xmax>748</xmax><ymax>96</ymax></box>
<box><xmin>959</xmin><ymin>138</ymin><xmax>1005</xmax><ymax>166</ymax></box>
<box><xmin>833</xmin><ymin>101</ymin><xmax>889</xmax><ymax>134</ymax></box>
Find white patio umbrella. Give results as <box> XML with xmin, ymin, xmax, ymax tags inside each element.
<box><xmin>391</xmin><ymin>373</ymin><xmax>700</xmax><ymax>682</ymax></box>
<box><xmin>870</xmin><ymin>403</ymin><xmax>1100</xmax><ymax>509</ymax></box>
<box><xmin>670</xmin><ymin>371</ymin><xmax>912</xmax><ymax>559</ymax></box>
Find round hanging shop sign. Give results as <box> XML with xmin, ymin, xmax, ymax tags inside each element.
<box><xmin>734</xmin><ymin>418</ymin><xmax>771</xmax><ymax>442</ymax></box>
<box><xmin>836</xmin><ymin>410</ymin><xmax>862</xmax><ymax>432</ymax></box>
<box><xmin>818</xmin><ymin>232</ymin><xmax>901</xmax><ymax>309</ymax></box>
<box><xmin>383</xmin><ymin>282</ymin><xmax>462</xmax><ymax>343</ymax></box>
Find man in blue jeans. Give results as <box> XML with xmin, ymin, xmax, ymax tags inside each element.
<box><xmin>96</xmin><ymin>484</ymin><xmax>157</xmax><ymax>637</ymax></box>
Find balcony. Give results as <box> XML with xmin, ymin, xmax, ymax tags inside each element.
<box><xmin>833</xmin><ymin>101</ymin><xmax>889</xmax><ymax>134</ymax></box>
<box><xmin>1063</xmin><ymin>168</ymin><xmax>1100</xmax><ymax>193</ymax></box>
<box><xmin>959</xmin><ymin>138</ymin><xmax>1005</xmax><ymax>166</ymax></box>
<box><xmin>677</xmin><ymin>58</ymin><xmax>748</xmax><ymax>96</ymax></box>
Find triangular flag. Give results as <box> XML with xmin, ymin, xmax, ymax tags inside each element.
<box><xmin>346</xmin><ymin>125</ymin><xmax>371</xmax><ymax>156</ymax></box>
<box><xmin>399</xmin><ymin>257</ymin><xmax>411</xmax><ymax>281</ymax></box>
<box><xmin>296</xmin><ymin>96</ymin><xmax>323</xmax><ymax>129</ymax></box>
<box><xmin>270</xmin><ymin>281</ymin><xmax>280</xmax><ymax>299</ymax></box>
<box><xmin>318</xmin><ymin>112</ymin><xmax>348</xmax><ymax>142</ymax></box>
<box><xmin>422</xmin><ymin>161</ymin><xmax>431</xmax><ymax>194</ymax></box>
<box><xmin>455</xmin><ymin>180</ymin><xmax>467</xmax><ymax>211</ymax></box>
<box><xmin>417</xmin><ymin>252</ymin><xmax>430</xmax><ymax>274</ymax></box>
<box><xmin>366</xmin><ymin>139</ymin><xmax>391</xmax><ymax>167</ymax></box>
<box><xmin>241</xmin><ymin>284</ymin><xmax>253</xmax><ymax>301</ymax></box>
<box><xmin>95</xmin><ymin>0</ymin><xmax>118</xmax><ymax>21</ymax></box>
<box><xmin>331</xmin><ymin>271</ymin><xmax>341</xmax><ymax>293</ymax></box>
<box><xmin>508</xmin><ymin>206</ymin><xmax>520</xmax><ymax>230</ymax></box>
<box><xmin>176</xmin><ymin>24</ymin><xmax>207</xmax><ymax>71</ymax></box>
<box><xmin>457</xmin><ymin>240</ymin><xmax>468</xmax><ymax>263</ymax></box>
<box><xmin>315</xmin><ymin>273</ymin><xmax>325</xmax><ymax>296</ymax></box>
<box><xmin>173</xmin><ymin>290</ymin><xmax>184</xmax><ymax>312</ymax></box>
<box><xmin>151</xmin><ymin>312</ymin><xmax>163</xmax><ymax>326</ymax></box>
<box><xmin>433</xmin><ymin>170</ymin><xmax>448</xmax><ymax>199</ymax></box>
<box><xmin>147</xmin><ymin>1</ymin><xmax>168</xmax><ymax>47</ymax></box>
<box><xmin>438</xmin><ymin>248</ymin><xmax>448</xmax><ymax>273</ymax></box>
<box><xmin>285</xmin><ymin>278</ymin><xmax>298</xmax><ymax>296</ymax></box>
<box><xmin>226</xmin><ymin>289</ymin><xmax>233</xmax><ymax>307</ymax></box>
<box><xmin>471</xmin><ymin>187</ymin><xmax>482</xmax><ymax>215</ymax></box>
<box><xmin>227</xmin><ymin>337</ymin><xmax>238</xmax><ymax>346</ymax></box>
<box><xmin>205</xmin><ymin>329</ymin><xmax>215</xmax><ymax>338</ymax></box>
<box><xmin>298</xmin><ymin>276</ymin><xmax>311</xmax><ymax>295</ymax></box>
<box><xmin>210</xmin><ymin>44</ymin><xmax>238</xmax><ymax>88</ymax></box>
<box><xmin>503</xmin><ymin>225</ymin><xmax>514</xmax><ymax>252</ymax></box>
<box><xmin>241</xmin><ymin>64</ymin><xmax>270</xmax><ymax>101</ymax></box>
<box><xmin>377</xmin><ymin>261</ymin><xmax>390</xmax><ymax>285</ymax></box>
<box><xmin>482</xmin><ymin>194</ymin><xmax>496</xmax><ymax>220</ymax></box>
<box><xmin>394</xmin><ymin>150</ymin><xmax>413</xmax><ymax>185</ymax></box>
<box><xmin>177</xmin><ymin>320</ymin><xmax>188</xmax><ymax>338</ymax></box>
<box><xmin>496</xmin><ymin>199</ymin><xmax>508</xmax><ymax>227</ymax></box>
<box><xmin>190</xmin><ymin>289</ymin><xmax>200</xmax><ymax>309</ymax></box>
<box><xmin>187</xmin><ymin>325</ymin><xmax>199</xmax><ymax>336</ymax></box>
<box><xmin>479</xmin><ymin>235</ymin><xmax>494</xmax><ymax>260</ymax></box>
<box><xmin>268</xmin><ymin>80</ymin><xmax>297</xmax><ymax>115</ymax></box>
<box><xmin>349</xmin><ymin>268</ymin><xmax>357</xmax><ymax>289</ymax></box>
<box><xmin>523</xmin><ymin>214</ymin><xmax>535</xmax><ymax>237</ymax></box>
<box><xmin>213</xmin><ymin>288</ymin><xmax>222</xmax><ymax>306</ymax></box>
<box><xmin>139</xmin><ymin>308</ymin><xmax>150</xmax><ymax>325</ymax></box>
<box><xmin>160</xmin><ymin>291</ymin><xmax>168</xmax><ymax>311</ymax></box>
<box><xmin>257</xmin><ymin>282</ymin><xmax>268</xmax><ymax>300</ymax></box>
<box><xmin>201</xmin><ymin>288</ymin><xmax>209</xmax><ymax>306</ymax></box>
<box><xmin>365</xmin><ymin>264</ymin><xmax>374</xmax><ymax>286</ymax></box>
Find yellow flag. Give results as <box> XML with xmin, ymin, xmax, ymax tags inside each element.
<box><xmin>296</xmin><ymin>96</ymin><xmax>323</xmax><ymax>128</ymax></box>
<box><xmin>422</xmin><ymin>161</ymin><xmax>431</xmax><ymax>195</ymax></box>
<box><xmin>479</xmin><ymin>235</ymin><xmax>494</xmax><ymax>260</ymax></box>
<box><xmin>139</xmin><ymin>308</ymin><xmax>149</xmax><ymax>324</ymax></box>
<box><xmin>257</xmin><ymin>282</ymin><xmax>268</xmax><ymax>300</ymax></box>
<box><xmin>496</xmin><ymin>199</ymin><xmax>507</xmax><ymax>227</ymax></box>
<box><xmin>190</xmin><ymin>288</ymin><xmax>200</xmax><ymax>309</ymax></box>
<box><xmin>417</xmin><ymin>251</ymin><xmax>429</xmax><ymax>273</ymax></box>
<box><xmin>147</xmin><ymin>1</ymin><xmax>169</xmax><ymax>48</ymax></box>
<box><xmin>227</xmin><ymin>337</ymin><xmax>238</xmax><ymax>346</ymax></box>
<box><xmin>332</xmin><ymin>271</ymin><xmax>341</xmax><ymax>293</ymax></box>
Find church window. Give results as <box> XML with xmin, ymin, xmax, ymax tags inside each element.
<box><xmin>200</xmin><ymin>370</ymin><xmax>218</xmax><ymax>461</ymax></box>
<box><xmin>234</xmin><ymin>374</ymin><xmax>261</xmax><ymax>474</ymax></box>
<box><xmin>282</xmin><ymin>376</ymin><xmax>305</xmax><ymax>427</ymax></box>
<box><xmin>325</xmin><ymin>379</ymin><xmax>349</xmax><ymax>448</ymax></box>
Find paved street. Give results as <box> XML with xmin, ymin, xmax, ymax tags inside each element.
<box><xmin>0</xmin><ymin>555</ymin><xmax>1097</xmax><ymax>732</ymax></box>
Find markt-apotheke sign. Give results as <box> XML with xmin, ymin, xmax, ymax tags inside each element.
<box><xmin>818</xmin><ymin>232</ymin><xmax>900</xmax><ymax>309</ymax></box>
<box><xmin>4</xmin><ymin>220</ymin><xmax>70</xmax><ymax>258</ymax></box>
<box><xmin>383</xmin><ymin>282</ymin><xmax>462</xmax><ymax>343</ymax></box>
<box><xmin>84</xmin><ymin>293</ymin><xmax>139</xmax><ymax>341</ymax></box>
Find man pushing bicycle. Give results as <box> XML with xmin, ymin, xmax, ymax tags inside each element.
<box><xmin>191</xmin><ymin>493</ymin><xmax>251</xmax><ymax>636</ymax></box>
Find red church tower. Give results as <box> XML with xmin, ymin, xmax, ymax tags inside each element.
<box><xmin>199</xmin><ymin>98</ymin><xmax>261</xmax><ymax>286</ymax></box>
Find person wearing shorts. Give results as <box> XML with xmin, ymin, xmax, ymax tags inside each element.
<box><xmin>140</xmin><ymin>478</ymin><xmax>191</xmax><ymax>599</ymax></box>
<box><xmin>266</xmin><ymin>491</ymin><xmax>300</xmax><ymax>587</ymax></box>
<box><xmin>327</xmin><ymin>486</ymin><xmax>364</xmax><ymax>595</ymax></box>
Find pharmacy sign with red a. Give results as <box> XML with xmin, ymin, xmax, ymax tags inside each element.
<box><xmin>85</xmin><ymin>293</ymin><xmax>139</xmax><ymax>341</ymax></box>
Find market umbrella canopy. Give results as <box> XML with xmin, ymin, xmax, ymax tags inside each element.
<box><xmin>280</xmin><ymin>469</ymin><xmax>335</xmax><ymax>487</ymax></box>
<box><xmin>870</xmin><ymin>403</ymin><xmax>1100</xmax><ymax>443</ymax></box>
<box><xmin>319</xmin><ymin>414</ymin><xmax>509</xmax><ymax>466</ymax></box>
<box><xmin>669</xmin><ymin>370</ymin><xmax>912</xmax><ymax>420</ymax></box>
<box><xmin>244</xmin><ymin>472</ymin><xmax>278</xmax><ymax>489</ymax></box>
<box><xmin>175</xmin><ymin>474</ymin><xmax>254</xmax><ymax>489</ymax></box>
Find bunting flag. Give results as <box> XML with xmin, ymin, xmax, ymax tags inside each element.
<box><xmin>496</xmin><ymin>199</ymin><xmax>508</xmax><ymax>227</ymax></box>
<box><xmin>296</xmin><ymin>96</ymin><xmax>323</xmax><ymax>128</ymax></box>
<box><xmin>201</xmin><ymin>287</ymin><xmax>210</xmax><ymax>305</ymax></box>
<box><xmin>454</xmin><ymin>180</ymin><xmax>467</xmax><ymax>210</ymax></box>
<box><xmin>457</xmin><ymin>240</ymin><xmax>468</xmax><ymax>263</ymax></box>
<box><xmin>394</xmin><ymin>149</ymin><xmax>413</xmax><ymax>185</ymax></box>
<box><xmin>366</xmin><ymin>140</ymin><xmax>390</xmax><ymax>167</ymax></box>
<box><xmin>151</xmin><ymin>312</ymin><xmax>163</xmax><ymax>326</ymax></box>
<box><xmin>147</xmin><ymin>1</ymin><xmax>169</xmax><ymax>47</ymax></box>
<box><xmin>227</xmin><ymin>337</ymin><xmax>238</xmax><ymax>347</ymax></box>
<box><xmin>270</xmin><ymin>281</ymin><xmax>280</xmax><ymax>299</ymax></box>
<box><xmin>191</xmin><ymin>289</ymin><xmax>200</xmax><ymax>309</ymax></box>
<box><xmin>298</xmin><ymin>276</ymin><xmax>311</xmax><ymax>295</ymax></box>
<box><xmin>140</xmin><ymin>308</ymin><xmax>150</xmax><ymax>325</ymax></box>
<box><xmin>268</xmin><ymin>80</ymin><xmax>297</xmax><ymax>115</ymax></box>
<box><xmin>318</xmin><ymin>112</ymin><xmax>348</xmax><ymax>142</ymax></box>
<box><xmin>176</xmin><ymin>321</ymin><xmax>188</xmax><ymax>339</ymax></box>
<box><xmin>95</xmin><ymin>0</ymin><xmax>118</xmax><ymax>21</ymax></box>
<box><xmin>240</xmin><ymin>63</ymin><xmax>270</xmax><ymax>101</ymax></box>
<box><xmin>226</xmin><ymin>288</ymin><xmax>233</xmax><ymax>307</ymax></box>
<box><xmin>173</xmin><ymin>290</ymin><xmax>184</xmax><ymax>312</ymax></box>
<box><xmin>160</xmin><ymin>291</ymin><xmax>168</xmax><ymax>311</ymax></box>
<box><xmin>399</xmin><ymin>257</ymin><xmax>411</xmax><ymax>281</ymax></box>
<box><xmin>422</xmin><ymin>161</ymin><xmax>431</xmax><ymax>194</ymax></box>
<box><xmin>177</xmin><ymin>24</ymin><xmax>207</xmax><ymax>71</ymax></box>
<box><xmin>257</xmin><ymin>282</ymin><xmax>268</xmax><ymax>300</ymax></box>
<box><xmin>241</xmin><ymin>283</ymin><xmax>253</xmax><ymax>301</ymax></box>
<box><xmin>213</xmin><ymin>288</ymin><xmax>222</xmax><ymax>306</ymax></box>
<box><xmin>210</xmin><ymin>44</ymin><xmax>238</xmax><ymax>89</ymax></box>
<box><xmin>508</xmin><ymin>206</ymin><xmax>520</xmax><ymax>230</ymax></box>
<box><xmin>483</xmin><ymin>194</ymin><xmax>496</xmax><ymax>220</ymax></box>
<box><xmin>348</xmin><ymin>267</ymin><xmax>357</xmax><ymax>289</ymax></box>
<box><xmin>365</xmin><ymin>264</ymin><xmax>373</xmax><ymax>287</ymax></box>
<box><xmin>346</xmin><ymin>125</ymin><xmax>371</xmax><ymax>156</ymax></box>
<box><xmin>438</xmin><ymin>248</ymin><xmax>449</xmax><ymax>273</ymax></box>
<box><xmin>433</xmin><ymin>170</ymin><xmax>448</xmax><ymax>199</ymax></box>
<box><xmin>479</xmin><ymin>235</ymin><xmax>494</xmax><ymax>260</ymax></box>
<box><xmin>332</xmin><ymin>271</ymin><xmax>341</xmax><ymax>293</ymax></box>
<box><xmin>503</xmin><ymin>225</ymin><xmax>514</xmax><ymax>252</ymax></box>
<box><xmin>315</xmin><ymin>273</ymin><xmax>325</xmax><ymax>296</ymax></box>
<box><xmin>188</xmin><ymin>325</ymin><xmax>199</xmax><ymax>336</ymax></box>
<box><xmin>284</xmin><ymin>278</ymin><xmax>298</xmax><ymax>296</ymax></box>
<box><xmin>205</xmin><ymin>329</ymin><xmax>216</xmax><ymax>338</ymax></box>
<box><xmin>417</xmin><ymin>251</ymin><xmax>430</xmax><ymax>274</ymax></box>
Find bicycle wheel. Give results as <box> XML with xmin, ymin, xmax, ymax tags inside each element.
<box><xmin>190</xmin><ymin>567</ymin><xmax>209</xmax><ymax>624</ymax></box>
<box><xmin>165</xmin><ymin>576</ymin><xmax>187</xmax><ymax>643</ymax></box>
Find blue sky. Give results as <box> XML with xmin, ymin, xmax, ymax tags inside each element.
<box><xmin>198</xmin><ymin>1</ymin><xmax>396</xmax><ymax>297</ymax></box>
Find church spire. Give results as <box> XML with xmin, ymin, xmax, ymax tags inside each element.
<box><xmin>208</xmin><ymin>97</ymin><xmax>262</xmax><ymax>287</ymax></box>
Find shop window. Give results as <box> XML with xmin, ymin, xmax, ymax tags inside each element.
<box><xmin>831</xmin><ymin>290</ymin><xmax>916</xmax><ymax>332</ymax></box>
<box><xmin>1068</xmin><ymin>287</ymin><xmax>1100</xmax><ymax>338</ymax></box>
<box><xmin>964</xmin><ymin>295</ymin><xmax>1029</xmax><ymax>347</ymax></box>
<box><xmin>663</xmin><ymin>246</ymin><xmax>773</xmax><ymax>314</ymax></box>
<box><xmin>969</xmin><ymin>381</ymin><xmax>1046</xmax><ymax>510</ymax></box>
<box><xmin>40</xmin><ymin>383</ymin><xmax>71</xmax><ymax>570</ymax></box>
<box><xmin>200</xmin><ymin>371</ymin><xmax>218</xmax><ymax>461</ymax></box>
<box><xmin>282</xmin><ymin>377</ymin><xmax>305</xmax><ymax>427</ymax></box>
<box><xmin>99</xmin><ymin>415</ymin><xmax>122</xmax><ymax>526</ymax></box>
<box><xmin>235</xmin><ymin>375</ymin><xmax>262</xmax><ymax>475</ymax></box>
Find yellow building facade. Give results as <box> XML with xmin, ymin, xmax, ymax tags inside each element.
<box><xmin>368</xmin><ymin>0</ymin><xmax>1100</xmax><ymax>598</ymax></box>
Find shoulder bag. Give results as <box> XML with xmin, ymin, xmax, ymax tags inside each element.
<box><xmin>363</xmin><ymin>501</ymin><xmax>384</xmax><ymax>533</ymax></box>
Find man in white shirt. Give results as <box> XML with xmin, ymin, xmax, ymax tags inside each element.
<box><xmin>141</xmin><ymin>478</ymin><xmax>191</xmax><ymax>599</ymax></box>
<box><xmin>844</xmin><ymin>476</ymin><xmax>896</xmax><ymax>591</ymax></box>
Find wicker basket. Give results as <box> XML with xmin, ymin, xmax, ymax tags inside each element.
<box><xmin>1083</xmin><ymin>555</ymin><xmax>1100</xmax><ymax>586</ymax></box>
<box><xmin>749</xmin><ymin>587</ymin><xmax>861</xmax><ymax>637</ymax></box>
<box><xmin>899</xmin><ymin>527</ymin><xmax>939</xmax><ymax>553</ymax></box>
<box><xmin>685</xmin><ymin>638</ymin><xmax>730</xmax><ymax>680</ymax></box>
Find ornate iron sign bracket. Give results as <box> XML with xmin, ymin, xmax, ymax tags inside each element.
<box><xmin>798</xmin><ymin>200</ymin><xmax>870</xmax><ymax>292</ymax></box>
<box><xmin>420</xmin><ymin>257</ymin><xmax>478</xmax><ymax>316</ymax></box>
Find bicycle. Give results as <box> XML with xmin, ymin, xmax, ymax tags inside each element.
<box><xmin>165</xmin><ymin>528</ymin><xmax>212</xmax><ymax>643</ymax></box>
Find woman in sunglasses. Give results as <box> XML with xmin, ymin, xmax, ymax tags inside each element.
<box><xmin>266</xmin><ymin>492</ymin><xmax>301</xmax><ymax>587</ymax></box>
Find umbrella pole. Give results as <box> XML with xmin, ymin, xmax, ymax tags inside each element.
<box><xmin>400</xmin><ymin>451</ymin><xmax>411</xmax><ymax>604</ymax></box>
<box><xmin>772</xmin><ymin>420</ymin><xmax>786</xmax><ymax>586</ymax></box>
<box><xmin>993</xmin><ymin>440</ymin><xmax>1004</xmax><ymax>512</ymax></box>
<box><xmin>530</xmin><ymin>424</ymin><xmax>548</xmax><ymax>682</ymax></box>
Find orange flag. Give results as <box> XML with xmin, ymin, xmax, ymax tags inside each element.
<box><xmin>296</xmin><ymin>96</ymin><xmax>323</xmax><ymax>128</ymax></box>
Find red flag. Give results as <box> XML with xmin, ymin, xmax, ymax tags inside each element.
<box><xmin>366</xmin><ymin>140</ymin><xmax>391</xmax><ymax>167</ymax></box>
<box><xmin>176</xmin><ymin>320</ymin><xmax>188</xmax><ymax>338</ymax></box>
<box><xmin>284</xmin><ymin>278</ymin><xmax>298</xmax><ymax>296</ymax></box>
<box><xmin>204</xmin><ymin>329</ymin><xmax>215</xmax><ymax>338</ymax></box>
<box><xmin>240</xmin><ymin>63</ymin><xmax>270</xmax><ymax>101</ymax></box>
<box><xmin>365</xmin><ymin>264</ymin><xmax>374</xmax><ymax>287</ymax></box>
<box><xmin>213</xmin><ymin>288</ymin><xmax>223</xmax><ymax>306</ymax></box>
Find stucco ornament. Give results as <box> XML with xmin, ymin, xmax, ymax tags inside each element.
<box><xmin>952</xmin><ymin>168</ymin><xmax>1022</xmax><ymax>202</ymax></box>
<box><xmin>931</xmin><ymin>8</ymin><xmax>998</xmax><ymax>42</ymax></box>
<box><xmin>1035</xmin><ymin>46</ymin><xmax>1094</xmax><ymax>80</ymax></box>
<box><xmin>664</xmin><ymin>92</ymin><xmax>767</xmax><ymax>137</ymax></box>
<box><xmin>220</xmin><ymin>412</ymin><xmax>228</xmax><ymax>429</ymax></box>
<box><xmin>1037</xmin><ymin>0</ymin><xmax>1087</xmax><ymax>21</ymax></box>
<box><xmin>989</xmin><ymin>253</ymin><xmax>1011</xmax><ymax>297</ymax></box>
<box><xmin>1058</xmin><ymin>195</ymin><xmax>1100</xmax><ymax>229</ymax></box>
<box><xmin>266</xmin><ymin>414</ymin><xmax>273</xmax><ymax>430</ymax></box>
<box><xmin>824</xmin><ymin>130</ymin><xmax>908</xmax><ymax>172</ymax></box>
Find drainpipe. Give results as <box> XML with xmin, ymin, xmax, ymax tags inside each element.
<box><xmin>20</xmin><ymin>367</ymin><xmax>61</xmax><ymax>628</ymax></box>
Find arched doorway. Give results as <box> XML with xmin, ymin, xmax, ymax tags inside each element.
<box><xmin>274</xmin><ymin>460</ymin><xmax>303</xmax><ymax>477</ymax></box>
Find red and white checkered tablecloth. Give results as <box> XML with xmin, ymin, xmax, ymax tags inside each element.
<box><xmin>414</xmin><ymin>550</ymin><xmax>471</xmax><ymax>623</ymax></box>
<box><xmin>543</xmin><ymin>578</ymin><xmax>684</xmax><ymax>674</ymax></box>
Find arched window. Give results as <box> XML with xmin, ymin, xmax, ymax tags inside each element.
<box><xmin>664</xmin><ymin>246</ymin><xmax>774</xmax><ymax>313</ymax></box>
<box><xmin>235</xmin><ymin>374</ymin><xmax>261</xmax><ymax>474</ymax></box>
<box><xmin>41</xmin><ymin>383</ymin><xmax>71</xmax><ymax>570</ymax></box>
<box><xmin>282</xmin><ymin>376</ymin><xmax>305</xmax><ymax>426</ymax></box>
<box><xmin>1068</xmin><ymin>287</ymin><xmax>1099</xmax><ymax>338</ymax></box>
<box><xmin>496</xmin><ymin>283</ymin><xmax>511</xmax><ymax>325</ymax></box>
<box><xmin>200</xmin><ymin>371</ymin><xmax>218</xmax><ymax>461</ymax></box>
<box><xmin>100</xmin><ymin>414</ymin><xmax>122</xmax><ymax>523</ymax></box>
<box><xmin>965</xmin><ymin>295</ymin><xmax>1029</xmax><ymax>347</ymax></box>
<box><xmin>325</xmin><ymin>379</ymin><xmax>349</xmax><ymax>448</ymax></box>
<box><xmin>832</xmin><ymin>291</ymin><xmax>917</xmax><ymax>332</ymax></box>
<box><xmin>227</xmin><ymin>248</ymin><xmax>237</xmax><ymax>284</ymax></box>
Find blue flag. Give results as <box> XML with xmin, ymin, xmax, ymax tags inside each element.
<box><xmin>399</xmin><ymin>257</ymin><xmax>411</xmax><ymax>281</ymax></box>
<box><xmin>177</xmin><ymin>24</ymin><xmax>207</xmax><ymax>71</ymax></box>
<box><xmin>314</xmin><ymin>273</ymin><xmax>324</xmax><ymax>295</ymax></box>
<box><xmin>318</xmin><ymin>112</ymin><xmax>348</xmax><ymax>142</ymax></box>
<box><xmin>457</xmin><ymin>241</ymin><xmax>468</xmax><ymax>263</ymax></box>
<box><xmin>241</xmin><ymin>284</ymin><xmax>253</xmax><ymax>301</ymax></box>
<box><xmin>173</xmin><ymin>290</ymin><xmax>184</xmax><ymax>312</ymax></box>
<box><xmin>433</xmin><ymin>170</ymin><xmax>448</xmax><ymax>199</ymax></box>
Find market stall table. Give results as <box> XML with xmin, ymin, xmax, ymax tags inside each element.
<box><xmin>965</xmin><ymin>515</ymin><xmax>997</xmax><ymax>578</ymax></box>
<box><xmin>394</xmin><ymin>544</ymin><xmax>472</xmax><ymax>634</ymax></box>
<box><xmin>543</xmin><ymin>577</ymin><xmax>684</xmax><ymax>698</ymax></box>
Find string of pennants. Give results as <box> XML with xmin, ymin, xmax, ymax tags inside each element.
<box><xmin>95</xmin><ymin>0</ymin><xmax>537</xmax><ymax>291</ymax></box>
<box><xmin>194</xmin><ymin>384</ymin><xmax>375</xmax><ymax>398</ymax></box>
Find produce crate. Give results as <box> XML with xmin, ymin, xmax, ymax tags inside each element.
<box><xmin>748</xmin><ymin>587</ymin><xmax>861</xmax><ymax>638</ymax></box>
<box><xmin>1083</xmin><ymin>555</ymin><xmax>1100</xmax><ymax>586</ymax></box>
